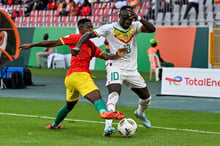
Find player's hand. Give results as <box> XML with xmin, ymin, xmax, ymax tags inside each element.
<box><xmin>127</xmin><ymin>8</ymin><xmax>138</xmax><ymax>21</ymax></box>
<box><xmin>71</xmin><ymin>47</ymin><xmax>82</xmax><ymax>57</ymax></box>
<box><xmin>116</xmin><ymin>47</ymin><xmax>128</xmax><ymax>57</ymax></box>
<box><xmin>19</xmin><ymin>44</ymin><xmax>32</xmax><ymax>50</ymax></box>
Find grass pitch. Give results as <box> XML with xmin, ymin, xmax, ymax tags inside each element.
<box><xmin>0</xmin><ymin>68</ymin><xmax>220</xmax><ymax>146</ymax></box>
<box><xmin>0</xmin><ymin>97</ymin><xmax>220</xmax><ymax>146</ymax></box>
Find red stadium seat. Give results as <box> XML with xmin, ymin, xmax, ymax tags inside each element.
<box><xmin>44</xmin><ymin>16</ymin><xmax>53</xmax><ymax>27</ymax></box>
<box><xmin>93</xmin><ymin>3</ymin><xmax>102</xmax><ymax>9</ymax></box>
<box><xmin>29</xmin><ymin>10</ymin><xmax>38</xmax><ymax>17</ymax></box>
<box><xmin>52</xmin><ymin>16</ymin><xmax>61</xmax><ymax>27</ymax></box>
<box><xmin>38</xmin><ymin>10</ymin><xmax>46</xmax><ymax>17</ymax></box>
<box><xmin>29</xmin><ymin>16</ymin><xmax>37</xmax><ymax>27</ymax></box>
<box><xmin>61</xmin><ymin>16</ymin><xmax>70</xmax><ymax>27</ymax></box>
<box><xmin>21</xmin><ymin>16</ymin><xmax>30</xmax><ymax>27</ymax></box>
<box><xmin>103</xmin><ymin>8</ymin><xmax>111</xmax><ymax>16</ymax></box>
<box><xmin>93</xmin><ymin>15</ymin><xmax>102</xmax><ymax>22</ymax></box>
<box><xmin>86</xmin><ymin>16</ymin><xmax>94</xmax><ymax>22</ymax></box>
<box><xmin>14</xmin><ymin>16</ymin><xmax>22</xmax><ymax>27</ymax></box>
<box><xmin>69</xmin><ymin>15</ymin><xmax>77</xmax><ymax>22</ymax></box>
<box><xmin>45</xmin><ymin>10</ymin><xmax>54</xmax><ymax>17</ymax></box>
<box><xmin>36</xmin><ymin>16</ymin><xmax>44</xmax><ymax>27</ymax></box>
<box><xmin>93</xmin><ymin>9</ymin><xmax>103</xmax><ymax>16</ymax></box>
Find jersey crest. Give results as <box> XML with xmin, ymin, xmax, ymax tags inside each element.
<box><xmin>113</xmin><ymin>25</ymin><xmax>135</xmax><ymax>43</ymax></box>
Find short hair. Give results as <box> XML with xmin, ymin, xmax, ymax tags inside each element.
<box><xmin>120</xmin><ymin>5</ymin><xmax>133</xmax><ymax>13</ymax></box>
<box><xmin>77</xmin><ymin>18</ymin><xmax>91</xmax><ymax>27</ymax></box>
<box><xmin>151</xmin><ymin>43</ymin><xmax>157</xmax><ymax>47</ymax></box>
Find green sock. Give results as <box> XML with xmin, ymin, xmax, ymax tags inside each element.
<box><xmin>52</xmin><ymin>105</ymin><xmax>71</xmax><ymax>127</ymax></box>
<box><xmin>94</xmin><ymin>99</ymin><xmax>107</xmax><ymax>113</ymax></box>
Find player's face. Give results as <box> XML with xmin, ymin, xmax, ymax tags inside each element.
<box><xmin>80</xmin><ymin>22</ymin><xmax>93</xmax><ymax>34</ymax></box>
<box><xmin>119</xmin><ymin>9</ymin><xmax>133</xmax><ymax>29</ymax></box>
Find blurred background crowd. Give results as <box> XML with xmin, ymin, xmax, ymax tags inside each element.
<box><xmin>0</xmin><ymin>0</ymin><xmax>219</xmax><ymax>27</ymax></box>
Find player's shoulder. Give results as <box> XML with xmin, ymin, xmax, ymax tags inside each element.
<box><xmin>99</xmin><ymin>22</ymin><xmax>114</xmax><ymax>29</ymax></box>
<box><xmin>62</xmin><ymin>33</ymin><xmax>82</xmax><ymax>38</ymax></box>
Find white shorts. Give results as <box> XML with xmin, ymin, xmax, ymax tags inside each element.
<box><xmin>105</xmin><ymin>64</ymin><xmax>147</xmax><ymax>88</ymax></box>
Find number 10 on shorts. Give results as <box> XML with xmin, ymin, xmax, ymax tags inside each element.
<box><xmin>111</xmin><ymin>72</ymin><xmax>119</xmax><ymax>81</ymax></box>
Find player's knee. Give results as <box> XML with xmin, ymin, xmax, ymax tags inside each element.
<box><xmin>132</xmin><ymin>87</ymin><xmax>150</xmax><ymax>100</ymax></box>
<box><xmin>108</xmin><ymin>84</ymin><xmax>121</xmax><ymax>95</ymax></box>
<box><xmin>66</xmin><ymin>100</ymin><xmax>78</xmax><ymax>111</ymax></box>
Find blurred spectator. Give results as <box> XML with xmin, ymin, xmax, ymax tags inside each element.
<box><xmin>11</xmin><ymin>9</ymin><xmax>17</xmax><ymax>20</ymax></box>
<box><xmin>145</xmin><ymin>0</ymin><xmax>156</xmax><ymax>20</ymax></box>
<box><xmin>67</xmin><ymin>0</ymin><xmax>74</xmax><ymax>11</ymax></box>
<box><xmin>13</xmin><ymin>0</ymin><xmax>22</xmax><ymax>5</ymax></box>
<box><xmin>7</xmin><ymin>0</ymin><xmax>13</xmax><ymax>5</ymax></box>
<box><xmin>161</xmin><ymin>0</ymin><xmax>173</xmax><ymax>12</ymax></box>
<box><xmin>127</xmin><ymin>0</ymin><xmax>140</xmax><ymax>11</ymax></box>
<box><xmin>3</xmin><ymin>3</ymin><xmax>12</xmax><ymax>15</ymax></box>
<box><xmin>47</xmin><ymin>0</ymin><xmax>57</xmax><ymax>10</ymax></box>
<box><xmin>80</xmin><ymin>0</ymin><xmax>91</xmax><ymax>16</ymax></box>
<box><xmin>175</xmin><ymin>0</ymin><xmax>188</xmax><ymax>5</ymax></box>
<box><xmin>111</xmin><ymin>0</ymin><xmax>127</xmax><ymax>14</ymax></box>
<box><xmin>24</xmin><ymin>0</ymin><xmax>34</xmax><ymax>16</ymax></box>
<box><xmin>58</xmin><ymin>2</ymin><xmax>71</xmax><ymax>16</ymax></box>
<box><xmin>33</xmin><ymin>0</ymin><xmax>44</xmax><ymax>10</ymax></box>
<box><xmin>36</xmin><ymin>33</ymin><xmax>53</xmax><ymax>68</ymax></box>
<box><xmin>147</xmin><ymin>38</ymin><xmax>174</xmax><ymax>80</ymax></box>
<box><xmin>56</xmin><ymin>0</ymin><xmax>73</xmax><ymax>16</ymax></box>
<box><xmin>183</xmin><ymin>0</ymin><xmax>199</xmax><ymax>20</ymax></box>
<box><xmin>72</xmin><ymin>0</ymin><xmax>81</xmax><ymax>15</ymax></box>
<box><xmin>81</xmin><ymin>5</ymin><xmax>91</xmax><ymax>15</ymax></box>
<box><xmin>42</xmin><ymin>0</ymin><xmax>49</xmax><ymax>10</ymax></box>
<box><xmin>56</xmin><ymin>0</ymin><xmax>64</xmax><ymax>12</ymax></box>
<box><xmin>74</xmin><ymin>0</ymin><xmax>85</xmax><ymax>5</ymax></box>
<box><xmin>88</xmin><ymin>0</ymin><xmax>97</xmax><ymax>4</ymax></box>
<box><xmin>203</xmin><ymin>0</ymin><xmax>214</xmax><ymax>5</ymax></box>
<box><xmin>14</xmin><ymin>5</ymin><xmax>23</xmax><ymax>18</ymax></box>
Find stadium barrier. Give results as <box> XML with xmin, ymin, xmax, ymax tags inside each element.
<box><xmin>161</xmin><ymin>67</ymin><xmax>220</xmax><ymax>98</ymax></box>
<box><xmin>18</xmin><ymin>27</ymin><xmax>209</xmax><ymax>71</ymax></box>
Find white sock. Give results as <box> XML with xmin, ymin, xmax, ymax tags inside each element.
<box><xmin>137</xmin><ymin>96</ymin><xmax>151</xmax><ymax>116</ymax></box>
<box><xmin>104</xmin><ymin>92</ymin><xmax>119</xmax><ymax>130</ymax></box>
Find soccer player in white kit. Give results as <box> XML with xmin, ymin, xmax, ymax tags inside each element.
<box><xmin>71</xmin><ymin>6</ymin><xmax>156</xmax><ymax>136</ymax></box>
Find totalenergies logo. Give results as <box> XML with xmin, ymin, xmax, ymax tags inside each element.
<box><xmin>165</xmin><ymin>76</ymin><xmax>182</xmax><ymax>86</ymax></box>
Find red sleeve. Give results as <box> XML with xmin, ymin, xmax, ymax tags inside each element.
<box><xmin>60</xmin><ymin>34</ymin><xmax>82</xmax><ymax>46</ymax></box>
<box><xmin>89</xmin><ymin>41</ymin><xmax>104</xmax><ymax>58</ymax></box>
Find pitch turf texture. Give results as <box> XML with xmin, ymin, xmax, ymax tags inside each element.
<box><xmin>0</xmin><ymin>68</ymin><xmax>220</xmax><ymax>146</ymax></box>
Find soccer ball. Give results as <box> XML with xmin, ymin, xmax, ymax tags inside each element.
<box><xmin>117</xmin><ymin>118</ymin><xmax>137</xmax><ymax>137</ymax></box>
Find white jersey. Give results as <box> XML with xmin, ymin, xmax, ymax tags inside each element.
<box><xmin>94</xmin><ymin>21</ymin><xmax>143</xmax><ymax>70</ymax></box>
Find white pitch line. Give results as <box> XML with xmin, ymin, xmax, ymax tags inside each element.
<box><xmin>0</xmin><ymin>112</ymin><xmax>220</xmax><ymax>135</ymax></box>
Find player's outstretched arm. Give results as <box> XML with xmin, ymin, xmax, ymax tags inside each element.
<box><xmin>101</xmin><ymin>47</ymin><xmax>128</xmax><ymax>60</ymax></box>
<box><xmin>20</xmin><ymin>39</ymin><xmax>62</xmax><ymax>50</ymax></box>
<box><xmin>71</xmin><ymin>31</ymin><xmax>96</xmax><ymax>56</ymax></box>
